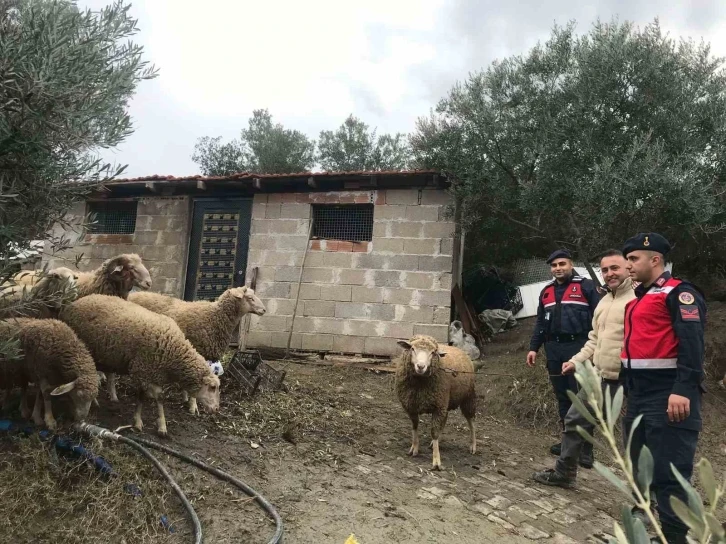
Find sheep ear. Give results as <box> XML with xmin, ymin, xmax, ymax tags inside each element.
<box><xmin>50</xmin><ymin>380</ymin><xmax>77</xmax><ymax>396</ymax></box>
<box><xmin>397</xmin><ymin>340</ymin><xmax>412</xmax><ymax>350</ymax></box>
<box><xmin>111</xmin><ymin>264</ymin><xmax>124</xmax><ymax>274</ymax></box>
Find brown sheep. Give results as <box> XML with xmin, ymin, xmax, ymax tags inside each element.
<box><xmin>59</xmin><ymin>295</ymin><xmax>220</xmax><ymax>436</ymax></box>
<box><xmin>0</xmin><ymin>318</ymin><xmax>99</xmax><ymax>430</ymax></box>
<box><xmin>395</xmin><ymin>334</ymin><xmax>477</xmax><ymax>470</ymax></box>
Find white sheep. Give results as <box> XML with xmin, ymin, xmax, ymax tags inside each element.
<box><xmin>59</xmin><ymin>294</ymin><xmax>221</xmax><ymax>436</ymax></box>
<box><xmin>448</xmin><ymin>320</ymin><xmax>480</xmax><ymax>361</ymax></box>
<box><xmin>129</xmin><ymin>286</ymin><xmax>266</xmax><ymax>414</ymax></box>
<box><xmin>0</xmin><ymin>318</ymin><xmax>99</xmax><ymax>430</ymax></box>
<box><xmin>395</xmin><ymin>335</ymin><xmax>477</xmax><ymax>470</ymax></box>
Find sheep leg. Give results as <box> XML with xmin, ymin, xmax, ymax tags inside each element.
<box><xmin>430</xmin><ymin>412</ymin><xmax>448</xmax><ymax>449</ymax></box>
<box><xmin>39</xmin><ymin>380</ymin><xmax>58</xmax><ymax>431</ymax></box>
<box><xmin>188</xmin><ymin>396</ymin><xmax>199</xmax><ymax>416</ymax></box>
<box><xmin>430</xmin><ymin>410</ymin><xmax>447</xmax><ymax>471</ymax></box>
<box><xmin>107</xmin><ymin>373</ymin><xmax>119</xmax><ymax>402</ymax></box>
<box><xmin>181</xmin><ymin>390</ymin><xmax>189</xmax><ymax>402</ymax></box>
<box><xmin>133</xmin><ymin>390</ymin><xmax>144</xmax><ymax>433</ymax></box>
<box><xmin>407</xmin><ymin>413</ymin><xmax>420</xmax><ymax>457</ymax></box>
<box><xmin>467</xmin><ymin>417</ymin><xmax>477</xmax><ymax>454</ymax></box>
<box><xmin>1</xmin><ymin>389</ymin><xmax>11</xmax><ymax>414</ymax></box>
<box><xmin>32</xmin><ymin>391</ymin><xmax>44</xmax><ymax>427</ymax></box>
<box><xmin>146</xmin><ymin>385</ymin><xmax>167</xmax><ymax>437</ymax></box>
<box><xmin>19</xmin><ymin>386</ymin><xmax>32</xmax><ymax>419</ymax></box>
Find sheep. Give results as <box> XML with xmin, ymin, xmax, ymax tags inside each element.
<box><xmin>128</xmin><ymin>286</ymin><xmax>266</xmax><ymax>414</ymax></box>
<box><xmin>395</xmin><ymin>334</ymin><xmax>477</xmax><ymax>470</ymax></box>
<box><xmin>0</xmin><ymin>267</ymin><xmax>78</xmax><ymax>319</ymax></box>
<box><xmin>75</xmin><ymin>253</ymin><xmax>152</xmax><ymax>299</ymax></box>
<box><xmin>59</xmin><ymin>294</ymin><xmax>221</xmax><ymax>436</ymax></box>
<box><xmin>129</xmin><ymin>286</ymin><xmax>266</xmax><ymax>361</ymax></box>
<box><xmin>0</xmin><ymin>318</ymin><xmax>99</xmax><ymax>430</ymax></box>
<box><xmin>448</xmin><ymin>320</ymin><xmax>480</xmax><ymax>361</ymax></box>
<box><xmin>73</xmin><ymin>254</ymin><xmax>152</xmax><ymax>402</ymax></box>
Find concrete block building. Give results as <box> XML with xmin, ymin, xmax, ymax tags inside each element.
<box><xmin>44</xmin><ymin>171</ymin><xmax>462</xmax><ymax>357</ymax></box>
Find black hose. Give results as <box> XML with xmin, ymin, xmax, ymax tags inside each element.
<box><xmin>125</xmin><ymin>433</ymin><xmax>284</xmax><ymax>544</ymax></box>
<box><xmin>118</xmin><ymin>434</ymin><xmax>203</xmax><ymax>544</ymax></box>
<box><xmin>73</xmin><ymin>423</ymin><xmax>284</xmax><ymax>544</ymax></box>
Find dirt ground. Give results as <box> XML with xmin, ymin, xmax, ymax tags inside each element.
<box><xmin>1</xmin><ymin>306</ymin><xmax>725</xmax><ymax>543</ymax></box>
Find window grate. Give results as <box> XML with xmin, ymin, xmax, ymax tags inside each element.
<box><xmin>87</xmin><ymin>201</ymin><xmax>137</xmax><ymax>234</ymax></box>
<box><xmin>312</xmin><ymin>204</ymin><xmax>374</xmax><ymax>242</ymax></box>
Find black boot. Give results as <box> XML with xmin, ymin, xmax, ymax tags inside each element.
<box><xmin>579</xmin><ymin>443</ymin><xmax>594</xmax><ymax>469</ymax></box>
<box><xmin>532</xmin><ymin>468</ymin><xmax>575</xmax><ymax>489</ymax></box>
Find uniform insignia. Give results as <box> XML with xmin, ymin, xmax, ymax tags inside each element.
<box><xmin>572</xmin><ymin>286</ymin><xmax>577</xmax><ymax>292</ymax></box>
<box><xmin>678</xmin><ymin>292</ymin><xmax>695</xmax><ymax>305</ymax></box>
<box><xmin>680</xmin><ymin>307</ymin><xmax>700</xmax><ymax>321</ymax></box>
<box><xmin>656</xmin><ymin>277</ymin><xmax>666</xmax><ymax>287</ymax></box>
<box><xmin>643</xmin><ymin>236</ymin><xmax>650</xmax><ymax>247</ymax></box>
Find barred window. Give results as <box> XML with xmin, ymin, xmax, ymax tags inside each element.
<box><xmin>312</xmin><ymin>204</ymin><xmax>374</xmax><ymax>242</ymax></box>
<box><xmin>87</xmin><ymin>201</ymin><xmax>137</xmax><ymax>234</ymax></box>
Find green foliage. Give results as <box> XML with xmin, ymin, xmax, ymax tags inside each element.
<box><xmin>411</xmin><ymin>19</ymin><xmax>726</xmax><ymax>272</ymax></box>
<box><xmin>317</xmin><ymin>114</ymin><xmax>411</xmax><ymax>171</ymax></box>
<box><xmin>569</xmin><ymin>361</ymin><xmax>726</xmax><ymax>543</ymax></box>
<box><xmin>192</xmin><ymin>109</ymin><xmax>316</xmax><ymax>175</ymax></box>
<box><xmin>0</xmin><ymin>0</ymin><xmax>155</xmax><ymax>356</ymax></box>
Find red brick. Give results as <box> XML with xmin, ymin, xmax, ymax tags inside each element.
<box><xmin>296</xmin><ymin>193</ymin><xmax>312</xmax><ymax>203</ymax></box>
<box><xmin>375</xmin><ymin>190</ymin><xmax>386</xmax><ymax>205</ymax></box>
<box><xmin>322</xmin><ymin>193</ymin><xmax>339</xmax><ymax>203</ymax></box>
<box><xmin>280</xmin><ymin>193</ymin><xmax>298</xmax><ymax>203</ymax></box>
<box><xmin>339</xmin><ymin>193</ymin><xmax>356</xmax><ymax>203</ymax></box>
<box><xmin>310</xmin><ymin>240</ymin><xmax>321</xmax><ymax>251</ymax></box>
<box><xmin>84</xmin><ymin>234</ymin><xmax>134</xmax><ymax>245</ymax></box>
<box><xmin>338</xmin><ymin>241</ymin><xmax>353</xmax><ymax>252</ymax></box>
<box><xmin>325</xmin><ymin>240</ymin><xmax>340</xmax><ymax>251</ymax></box>
<box><xmin>352</xmin><ymin>242</ymin><xmax>369</xmax><ymax>253</ymax></box>
<box><xmin>354</xmin><ymin>194</ymin><xmax>371</xmax><ymax>204</ymax></box>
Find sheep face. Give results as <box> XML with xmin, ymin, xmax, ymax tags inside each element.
<box><xmin>231</xmin><ymin>287</ymin><xmax>266</xmax><ymax>316</ymax></box>
<box><xmin>48</xmin><ymin>267</ymin><xmax>78</xmax><ymax>287</ymax></box>
<box><xmin>397</xmin><ymin>338</ymin><xmax>446</xmax><ymax>376</ymax></box>
<box><xmin>50</xmin><ymin>379</ymin><xmax>95</xmax><ymax>422</ymax></box>
<box><xmin>194</xmin><ymin>374</ymin><xmax>221</xmax><ymax>413</ymax></box>
<box><xmin>106</xmin><ymin>254</ymin><xmax>152</xmax><ymax>291</ymax></box>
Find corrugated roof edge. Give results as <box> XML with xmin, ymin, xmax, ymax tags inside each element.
<box><xmin>104</xmin><ymin>169</ymin><xmax>444</xmax><ymax>185</ymax></box>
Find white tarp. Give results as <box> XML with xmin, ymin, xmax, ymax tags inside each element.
<box><xmin>514</xmin><ymin>263</ymin><xmax>673</xmax><ymax>319</ymax></box>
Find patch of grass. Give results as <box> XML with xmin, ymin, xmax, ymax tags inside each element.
<box><xmin>0</xmin><ymin>434</ymin><xmax>185</xmax><ymax>543</ymax></box>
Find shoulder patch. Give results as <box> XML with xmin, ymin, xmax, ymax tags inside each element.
<box><xmin>679</xmin><ymin>306</ymin><xmax>701</xmax><ymax>322</ymax></box>
<box><xmin>571</xmin><ymin>276</ymin><xmax>583</xmax><ymax>282</ymax></box>
<box><xmin>678</xmin><ymin>292</ymin><xmax>695</xmax><ymax>305</ymax></box>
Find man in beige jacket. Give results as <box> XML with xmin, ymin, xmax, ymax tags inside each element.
<box><xmin>533</xmin><ymin>249</ymin><xmax>635</xmax><ymax>488</ymax></box>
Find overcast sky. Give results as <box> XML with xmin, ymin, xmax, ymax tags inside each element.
<box><xmin>77</xmin><ymin>0</ymin><xmax>726</xmax><ymax>178</ymax></box>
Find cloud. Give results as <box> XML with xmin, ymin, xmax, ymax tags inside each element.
<box><xmin>76</xmin><ymin>0</ymin><xmax>726</xmax><ymax>176</ymax></box>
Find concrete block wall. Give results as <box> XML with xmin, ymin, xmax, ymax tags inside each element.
<box><xmin>43</xmin><ymin>197</ymin><xmax>190</xmax><ymax>297</ymax></box>
<box><xmin>245</xmin><ymin>188</ymin><xmax>455</xmax><ymax>356</ymax></box>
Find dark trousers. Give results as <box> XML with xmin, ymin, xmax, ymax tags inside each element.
<box><xmin>555</xmin><ymin>378</ymin><xmax>620</xmax><ymax>477</ymax></box>
<box><xmin>624</xmin><ymin>386</ymin><xmax>701</xmax><ymax>541</ymax></box>
<box><xmin>544</xmin><ymin>340</ymin><xmax>585</xmax><ymax>422</ymax></box>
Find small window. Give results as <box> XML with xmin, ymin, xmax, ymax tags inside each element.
<box><xmin>87</xmin><ymin>201</ymin><xmax>138</xmax><ymax>234</ymax></box>
<box><xmin>312</xmin><ymin>204</ymin><xmax>374</xmax><ymax>242</ymax></box>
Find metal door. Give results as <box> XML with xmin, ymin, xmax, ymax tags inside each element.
<box><xmin>184</xmin><ymin>199</ymin><xmax>253</xmax><ymax>301</ymax></box>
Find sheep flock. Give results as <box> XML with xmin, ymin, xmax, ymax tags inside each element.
<box><xmin>1</xmin><ymin>254</ymin><xmax>484</xmax><ymax>476</ymax></box>
<box><xmin>0</xmin><ymin>254</ymin><xmax>265</xmax><ymax>435</ymax></box>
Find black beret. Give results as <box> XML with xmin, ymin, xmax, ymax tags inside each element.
<box><xmin>622</xmin><ymin>232</ymin><xmax>671</xmax><ymax>258</ymax></box>
<box><xmin>546</xmin><ymin>249</ymin><xmax>572</xmax><ymax>264</ymax></box>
